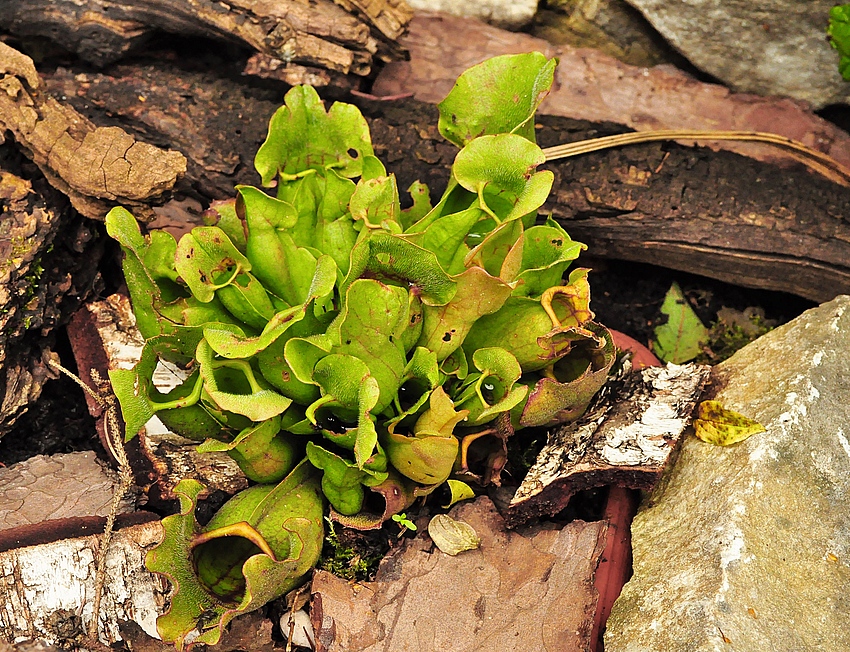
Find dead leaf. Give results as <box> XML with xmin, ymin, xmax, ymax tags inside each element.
<box><xmin>693</xmin><ymin>400</ymin><xmax>766</xmax><ymax>446</ymax></box>
<box><xmin>427</xmin><ymin>514</ymin><xmax>480</xmax><ymax>555</ymax></box>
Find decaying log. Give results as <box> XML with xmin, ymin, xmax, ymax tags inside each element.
<box><xmin>506</xmin><ymin>362</ymin><xmax>711</xmax><ymax>527</ymax></box>
<box><xmin>0</xmin><ymin>0</ymin><xmax>412</xmax><ymax>75</ymax></box>
<box><xmin>40</xmin><ymin>60</ymin><xmax>850</xmax><ymax>302</ymax></box>
<box><xmin>0</xmin><ymin>144</ymin><xmax>104</xmax><ymax>437</ymax></box>
<box><xmin>0</xmin><ymin>520</ymin><xmax>165</xmax><ymax>646</ymax></box>
<box><xmin>66</xmin><ymin>295</ymin><xmax>249</xmax><ymax>505</ymax></box>
<box><xmin>0</xmin><ymin>43</ymin><xmax>186</xmax><ymax>220</ymax></box>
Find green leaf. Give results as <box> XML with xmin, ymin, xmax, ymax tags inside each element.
<box><xmin>349</xmin><ymin>174</ymin><xmax>402</xmax><ymax>230</ymax></box>
<box><xmin>463</xmin><ymin>269</ymin><xmax>598</xmax><ymax>372</ymax></box>
<box><xmin>110</xmin><ymin>336</ymin><xmax>208</xmax><ymax>440</ymax></box>
<box><xmin>203</xmin><ymin>255</ymin><xmax>337</xmax><ymax>359</ymax></box>
<box><xmin>452</xmin><ymin>134</ymin><xmax>553</xmax><ymax>223</ymax></box>
<box><xmin>204</xmin><ymin>306</ymin><xmax>305</xmax><ymax>359</ymax></box>
<box><xmin>519</xmin><ymin>323</ymin><xmax>616</xmax><ymax>427</ymax></box>
<box><xmin>828</xmin><ymin>5</ymin><xmax>850</xmax><ymax>80</ymax></box>
<box><xmin>327</xmin><ymin>279</ymin><xmax>408</xmax><ymax>413</ymax></box>
<box><xmin>400</xmin><ymin>181</ymin><xmax>432</xmax><ymax>229</ymax></box>
<box><xmin>652</xmin><ymin>282</ymin><xmax>709</xmax><ymax>364</ymax></box>
<box><xmin>196</xmin><ymin>339</ymin><xmax>292</xmax><ymax>421</ymax></box>
<box><xmin>306</xmin><ymin>442</ymin><xmax>384</xmax><ymax>515</ymax></box>
<box><xmin>254</xmin><ymin>85</ymin><xmax>374</xmax><ymax>185</ymax></box>
<box><xmin>197</xmin><ymin>417</ymin><xmax>300</xmax><ymax>484</ymax></box>
<box><xmin>414</xmin><ymin>386</ymin><xmax>470</xmax><ymax>437</ymax></box>
<box><xmin>207</xmin><ymin>198</ymin><xmax>247</xmax><ymax>253</ymax></box>
<box><xmin>382</xmin><ymin>430</ymin><xmax>459</xmax><ymax>485</ymax></box>
<box><xmin>417</xmin><ymin>206</ymin><xmax>485</xmax><ymax>273</ymax></box>
<box><xmin>174</xmin><ymin>226</ymin><xmax>252</xmax><ymax>303</ymax></box>
<box><xmin>418</xmin><ymin>266</ymin><xmax>513</xmax><ymax>361</ymax></box>
<box><xmin>146</xmin><ymin>461</ymin><xmax>324</xmax><ymax>649</ymax></box>
<box><xmin>105</xmin><ymin>206</ymin><xmax>175</xmax><ymax>341</ymax></box>
<box><xmin>513</xmin><ymin>220</ymin><xmax>586</xmax><ymax>297</ymax></box>
<box><xmin>153</xmin><ymin>370</ymin><xmax>225</xmax><ymax>442</ymax></box>
<box><xmin>442</xmin><ymin>479</ymin><xmax>476</xmax><ymax>509</ymax></box>
<box><xmin>343</xmin><ymin>232</ymin><xmax>457</xmax><ymax>306</ymax></box>
<box><xmin>438</xmin><ymin>52</ymin><xmax>556</xmax><ymax>147</ymax></box>
<box><xmin>308</xmin><ymin>353</ymin><xmax>381</xmax><ymax>467</ymax></box>
<box><xmin>693</xmin><ymin>400</ymin><xmax>766</xmax><ymax>446</ymax></box>
<box><xmin>454</xmin><ymin>347</ymin><xmax>528</xmax><ymax>426</ymax></box>
<box><xmin>237</xmin><ymin>185</ymin><xmax>319</xmax><ymax>307</ymax></box>
<box><xmin>463</xmin><ymin>218</ymin><xmax>524</xmax><ymax>281</ymax></box>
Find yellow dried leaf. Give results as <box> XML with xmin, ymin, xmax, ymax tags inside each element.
<box><xmin>441</xmin><ymin>479</ymin><xmax>476</xmax><ymax>509</ymax></box>
<box><xmin>693</xmin><ymin>400</ymin><xmax>765</xmax><ymax>446</ymax></box>
<box><xmin>427</xmin><ymin>514</ymin><xmax>481</xmax><ymax>556</ymax></box>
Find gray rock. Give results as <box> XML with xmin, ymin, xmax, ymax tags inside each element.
<box><xmin>404</xmin><ymin>1</ymin><xmax>538</xmax><ymax>30</ymax></box>
<box><xmin>624</xmin><ymin>0</ymin><xmax>850</xmax><ymax>109</ymax></box>
<box><xmin>605</xmin><ymin>295</ymin><xmax>850</xmax><ymax>651</ymax></box>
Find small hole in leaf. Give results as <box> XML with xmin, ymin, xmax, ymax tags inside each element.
<box><xmin>442</xmin><ymin>332</ymin><xmax>452</xmax><ymax>342</ymax></box>
<box><xmin>348</xmin><ymin>148</ymin><xmax>358</xmax><ymax>159</ymax></box>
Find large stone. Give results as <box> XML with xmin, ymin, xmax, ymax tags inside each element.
<box><xmin>623</xmin><ymin>0</ymin><xmax>850</xmax><ymax>109</ymax></box>
<box><xmin>605</xmin><ymin>295</ymin><xmax>850</xmax><ymax>651</ymax></box>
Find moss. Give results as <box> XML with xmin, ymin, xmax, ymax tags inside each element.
<box><xmin>318</xmin><ymin>521</ymin><xmax>385</xmax><ymax>582</ymax></box>
<box><xmin>696</xmin><ymin>309</ymin><xmax>774</xmax><ymax>364</ymax></box>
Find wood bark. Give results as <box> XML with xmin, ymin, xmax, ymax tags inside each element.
<box><xmin>0</xmin><ymin>0</ymin><xmax>412</xmax><ymax>74</ymax></box>
<box><xmin>40</xmin><ymin>61</ymin><xmax>850</xmax><ymax>302</ymax></box>
<box><xmin>0</xmin><ymin>43</ymin><xmax>187</xmax><ymax>220</ymax></box>
<box><xmin>0</xmin><ymin>148</ymin><xmax>103</xmax><ymax>438</ymax></box>
<box><xmin>0</xmin><ymin>520</ymin><xmax>165</xmax><ymax>646</ymax></box>
<box><xmin>506</xmin><ymin>362</ymin><xmax>711</xmax><ymax>526</ymax></box>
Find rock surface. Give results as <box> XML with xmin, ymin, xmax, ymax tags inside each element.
<box><xmin>623</xmin><ymin>0</ymin><xmax>850</xmax><ymax>109</ymax></box>
<box><xmin>311</xmin><ymin>497</ymin><xmax>608</xmax><ymax>651</ymax></box>
<box><xmin>531</xmin><ymin>0</ymin><xmax>678</xmax><ymax>68</ymax></box>
<box><xmin>0</xmin><ymin>452</ymin><xmax>132</xmax><ymax>530</ymax></box>
<box><xmin>404</xmin><ymin>0</ymin><xmax>538</xmax><ymax>29</ymax></box>
<box><xmin>605</xmin><ymin>295</ymin><xmax>850</xmax><ymax>651</ymax></box>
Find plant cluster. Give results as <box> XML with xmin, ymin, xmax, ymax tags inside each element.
<box><xmin>829</xmin><ymin>4</ymin><xmax>850</xmax><ymax>80</ymax></box>
<box><xmin>106</xmin><ymin>52</ymin><xmax>615</xmax><ymax>647</ymax></box>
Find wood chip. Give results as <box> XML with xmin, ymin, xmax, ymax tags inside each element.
<box><xmin>507</xmin><ymin>362</ymin><xmax>711</xmax><ymax>526</ymax></box>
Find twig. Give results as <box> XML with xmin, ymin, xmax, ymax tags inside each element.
<box><xmin>542</xmin><ymin>129</ymin><xmax>850</xmax><ymax>186</ymax></box>
<box><xmin>48</xmin><ymin>359</ymin><xmax>134</xmax><ymax>646</ymax></box>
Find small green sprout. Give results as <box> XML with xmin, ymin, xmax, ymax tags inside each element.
<box><xmin>392</xmin><ymin>512</ymin><xmax>417</xmax><ymax>535</ymax></box>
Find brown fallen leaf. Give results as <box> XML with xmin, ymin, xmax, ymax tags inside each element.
<box><xmin>311</xmin><ymin>497</ymin><xmax>608</xmax><ymax>651</ymax></box>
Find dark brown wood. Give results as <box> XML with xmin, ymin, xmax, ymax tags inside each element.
<box><xmin>0</xmin><ymin>146</ymin><xmax>104</xmax><ymax>437</ymax></box>
<box><xmin>0</xmin><ymin>0</ymin><xmax>411</xmax><ymax>74</ymax></box>
<box><xmin>40</xmin><ymin>57</ymin><xmax>850</xmax><ymax>302</ymax></box>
